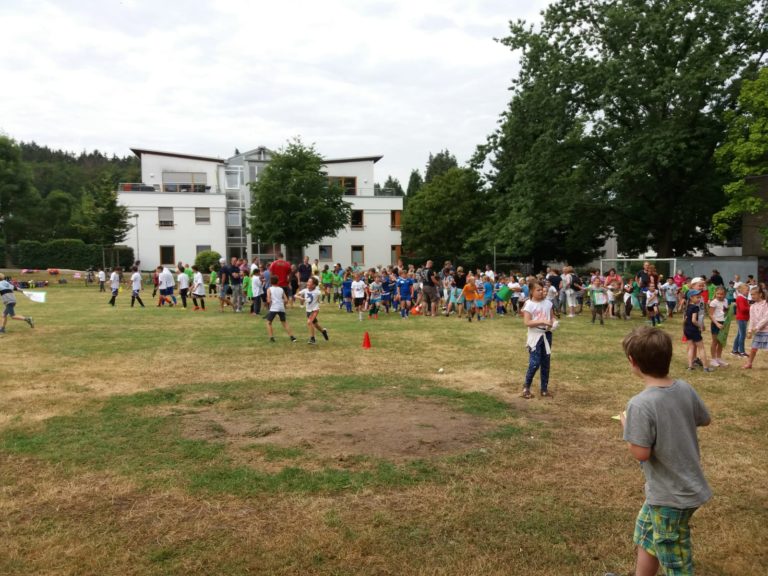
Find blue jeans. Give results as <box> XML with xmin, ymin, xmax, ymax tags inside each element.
<box><xmin>732</xmin><ymin>319</ymin><xmax>748</xmax><ymax>354</ymax></box>
<box><xmin>525</xmin><ymin>332</ymin><xmax>552</xmax><ymax>392</ymax></box>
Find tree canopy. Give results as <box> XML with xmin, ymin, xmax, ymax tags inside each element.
<box><xmin>248</xmin><ymin>139</ymin><xmax>352</xmax><ymax>251</ymax></box>
<box><xmin>0</xmin><ymin>136</ymin><xmax>40</xmax><ymax>265</ymax></box>
<box><xmin>479</xmin><ymin>0</ymin><xmax>767</xmax><ymax>259</ymax></box>
<box><xmin>714</xmin><ymin>67</ymin><xmax>768</xmax><ymax>248</ymax></box>
<box><xmin>401</xmin><ymin>167</ymin><xmax>489</xmax><ymax>263</ymax></box>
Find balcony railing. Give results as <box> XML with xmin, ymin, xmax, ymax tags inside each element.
<box><xmin>118</xmin><ymin>183</ymin><xmax>222</xmax><ymax>194</ymax></box>
<box><xmin>119</xmin><ymin>183</ymin><xmax>157</xmax><ymax>192</ymax></box>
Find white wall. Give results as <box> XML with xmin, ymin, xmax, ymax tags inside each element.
<box><xmin>325</xmin><ymin>160</ymin><xmax>375</xmax><ymax>195</ymax></box>
<box><xmin>304</xmin><ymin>195</ymin><xmax>403</xmax><ymax>268</ymax></box>
<box><xmin>140</xmin><ymin>154</ymin><xmax>224</xmax><ymax>193</ymax></box>
<box><xmin>119</xmin><ymin>191</ymin><xmax>227</xmax><ymax>270</ymax></box>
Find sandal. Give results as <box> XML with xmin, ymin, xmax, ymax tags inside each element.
<box><xmin>521</xmin><ymin>389</ymin><xmax>533</xmax><ymax>399</ymax></box>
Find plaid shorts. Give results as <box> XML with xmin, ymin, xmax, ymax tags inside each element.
<box><xmin>633</xmin><ymin>502</ymin><xmax>697</xmax><ymax>575</ymax></box>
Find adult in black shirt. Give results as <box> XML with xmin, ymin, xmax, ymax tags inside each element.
<box><xmin>710</xmin><ymin>270</ymin><xmax>724</xmax><ymax>287</ymax></box>
<box><xmin>298</xmin><ymin>256</ymin><xmax>312</xmax><ymax>288</ymax></box>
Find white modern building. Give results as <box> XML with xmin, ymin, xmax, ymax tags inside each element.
<box><xmin>118</xmin><ymin>147</ymin><xmax>403</xmax><ymax>271</ymax></box>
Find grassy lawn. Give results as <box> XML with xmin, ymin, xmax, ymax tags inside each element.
<box><xmin>0</xmin><ymin>278</ymin><xmax>766</xmax><ymax>575</ymax></box>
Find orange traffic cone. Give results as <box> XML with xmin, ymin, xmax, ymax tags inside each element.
<box><xmin>362</xmin><ymin>331</ymin><xmax>371</xmax><ymax>349</ymax></box>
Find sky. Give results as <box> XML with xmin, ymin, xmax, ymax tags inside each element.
<box><xmin>0</xmin><ymin>0</ymin><xmax>550</xmax><ymax>188</ymax></box>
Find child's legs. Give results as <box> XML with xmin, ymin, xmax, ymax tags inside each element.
<box><xmin>633</xmin><ymin>503</ymin><xmax>696</xmax><ymax>576</ymax></box>
<box><xmin>280</xmin><ymin>320</ymin><xmax>293</xmax><ymax>336</ymax></box>
<box><xmin>266</xmin><ymin>321</ymin><xmax>274</xmax><ymax>337</ymax></box>
<box><xmin>199</xmin><ymin>296</ymin><xmax>205</xmax><ymax>310</ymax></box>
<box><xmin>733</xmin><ymin>320</ymin><xmax>747</xmax><ymax>353</ymax></box>
<box><xmin>539</xmin><ymin>334</ymin><xmax>552</xmax><ymax>391</ymax></box>
<box><xmin>687</xmin><ymin>341</ymin><xmax>696</xmax><ymax>366</ymax></box>
<box><xmin>695</xmin><ymin>341</ymin><xmax>708</xmax><ymax>365</ymax></box>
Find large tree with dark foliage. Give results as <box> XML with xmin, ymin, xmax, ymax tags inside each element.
<box><xmin>249</xmin><ymin>138</ymin><xmax>351</xmax><ymax>252</ymax></box>
<box><xmin>0</xmin><ymin>137</ymin><xmax>41</xmax><ymax>265</ymax></box>
<box><xmin>481</xmin><ymin>0</ymin><xmax>767</xmax><ymax>259</ymax></box>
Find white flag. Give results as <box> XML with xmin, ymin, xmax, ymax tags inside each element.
<box><xmin>22</xmin><ymin>291</ymin><xmax>47</xmax><ymax>303</ymax></box>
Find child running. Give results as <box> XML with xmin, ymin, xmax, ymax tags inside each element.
<box><xmin>368</xmin><ymin>274</ymin><xmax>382</xmax><ymax>319</ymax></box>
<box><xmin>0</xmin><ymin>273</ymin><xmax>34</xmax><ymax>333</ymax></box>
<box><xmin>460</xmin><ymin>274</ymin><xmax>479</xmax><ymax>322</ymax></box>
<box><xmin>646</xmin><ymin>280</ymin><xmax>661</xmax><ymax>326</ymax></box>
<box><xmin>521</xmin><ymin>281</ymin><xmax>556</xmax><ymax>398</ymax></box>
<box><xmin>298</xmin><ymin>277</ymin><xmax>329</xmax><ymax>345</ymax></box>
<box><xmin>743</xmin><ymin>285</ymin><xmax>768</xmax><ymax>369</ymax></box>
<box><xmin>587</xmin><ymin>277</ymin><xmax>608</xmax><ymax>325</ymax></box>
<box><xmin>108</xmin><ymin>267</ymin><xmax>121</xmax><ymax>306</ymax></box>
<box><xmin>351</xmin><ymin>273</ymin><xmax>367</xmax><ymax>321</ymax></box>
<box><xmin>265</xmin><ymin>275</ymin><xmax>297</xmax><ymax>343</ymax></box>
<box><xmin>129</xmin><ymin>266</ymin><xmax>145</xmax><ymax>308</ymax></box>
<box><xmin>608</xmin><ymin>326</ymin><xmax>712</xmax><ymax>576</ymax></box>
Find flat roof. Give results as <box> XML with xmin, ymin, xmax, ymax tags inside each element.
<box><xmin>323</xmin><ymin>155</ymin><xmax>383</xmax><ymax>164</ymax></box>
<box><xmin>130</xmin><ymin>148</ymin><xmax>225</xmax><ymax>163</ymax></box>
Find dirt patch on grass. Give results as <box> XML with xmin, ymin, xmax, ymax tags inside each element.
<box><xmin>180</xmin><ymin>394</ymin><xmax>495</xmax><ymax>462</ymax></box>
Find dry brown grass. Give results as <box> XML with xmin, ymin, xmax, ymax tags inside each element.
<box><xmin>1</xmin><ymin>286</ymin><xmax>766</xmax><ymax>574</ymax></box>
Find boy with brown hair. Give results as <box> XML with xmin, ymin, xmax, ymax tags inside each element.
<box><xmin>608</xmin><ymin>326</ymin><xmax>711</xmax><ymax>576</ymax></box>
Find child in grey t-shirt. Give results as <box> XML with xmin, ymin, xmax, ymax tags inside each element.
<box><xmin>611</xmin><ymin>326</ymin><xmax>711</xmax><ymax>576</ymax></box>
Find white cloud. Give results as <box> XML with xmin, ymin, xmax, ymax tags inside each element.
<box><xmin>0</xmin><ymin>0</ymin><xmax>550</xmax><ymax>184</ymax></box>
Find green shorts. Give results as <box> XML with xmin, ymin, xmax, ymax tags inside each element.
<box><xmin>633</xmin><ymin>502</ymin><xmax>697</xmax><ymax>575</ymax></box>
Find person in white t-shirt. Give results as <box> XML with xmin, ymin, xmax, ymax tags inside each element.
<box><xmin>98</xmin><ymin>268</ymin><xmax>106</xmax><ymax>292</ymax></box>
<box><xmin>521</xmin><ymin>282</ymin><xmax>556</xmax><ymax>399</ymax></box>
<box><xmin>191</xmin><ymin>265</ymin><xmax>206</xmax><ymax>311</ymax></box>
<box><xmin>298</xmin><ymin>277</ymin><xmax>329</xmax><ymax>345</ymax></box>
<box><xmin>351</xmin><ymin>273</ymin><xmax>367</xmax><ymax>321</ymax></box>
<box><xmin>108</xmin><ymin>267</ymin><xmax>121</xmax><ymax>307</ymax></box>
<box><xmin>156</xmin><ymin>266</ymin><xmax>177</xmax><ymax>306</ymax></box>
<box><xmin>177</xmin><ymin>265</ymin><xmax>190</xmax><ymax>308</ymax></box>
<box><xmin>265</xmin><ymin>275</ymin><xmax>297</xmax><ymax>343</ymax></box>
<box><xmin>129</xmin><ymin>266</ymin><xmax>145</xmax><ymax>308</ymax></box>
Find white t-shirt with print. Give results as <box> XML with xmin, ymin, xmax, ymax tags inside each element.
<box><xmin>351</xmin><ymin>280</ymin><xmax>366</xmax><ymax>298</ymax></box>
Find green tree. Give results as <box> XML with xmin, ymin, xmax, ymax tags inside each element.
<box><xmin>0</xmin><ymin>136</ymin><xmax>41</xmax><ymax>266</ymax></box>
<box><xmin>72</xmin><ymin>175</ymin><xmax>131</xmax><ymax>246</ymax></box>
<box><xmin>406</xmin><ymin>169</ymin><xmax>423</xmax><ymax>196</ymax></box>
<box><xmin>44</xmin><ymin>189</ymin><xmax>75</xmax><ymax>239</ymax></box>
<box><xmin>382</xmin><ymin>175</ymin><xmax>404</xmax><ymax>196</ymax></box>
<box><xmin>424</xmin><ymin>150</ymin><xmax>458</xmax><ymax>184</ymax></box>
<box><xmin>401</xmin><ymin>167</ymin><xmax>488</xmax><ymax>262</ymax></box>
<box><xmin>487</xmin><ymin>0</ymin><xmax>766</xmax><ymax>258</ymax></box>
<box><xmin>248</xmin><ymin>138</ymin><xmax>351</xmax><ymax>252</ymax></box>
<box><xmin>713</xmin><ymin>67</ymin><xmax>768</xmax><ymax>248</ymax></box>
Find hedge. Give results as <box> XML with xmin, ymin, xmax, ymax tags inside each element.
<box><xmin>12</xmin><ymin>239</ymin><xmax>134</xmax><ymax>270</ymax></box>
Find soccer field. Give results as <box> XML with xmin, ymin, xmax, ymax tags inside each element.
<box><xmin>1</xmin><ymin>283</ymin><xmax>766</xmax><ymax>575</ymax></box>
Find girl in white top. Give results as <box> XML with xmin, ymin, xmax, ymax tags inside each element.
<box><xmin>646</xmin><ymin>280</ymin><xmax>661</xmax><ymax>326</ymax></box>
<box><xmin>521</xmin><ymin>282</ymin><xmax>556</xmax><ymax>399</ymax></box>
<box><xmin>351</xmin><ymin>274</ymin><xmax>367</xmax><ymax>321</ymax></box>
<box><xmin>297</xmin><ymin>277</ymin><xmax>329</xmax><ymax>344</ymax></box>
<box><xmin>191</xmin><ymin>265</ymin><xmax>206</xmax><ymax>311</ymax></box>
<box><xmin>108</xmin><ymin>267</ymin><xmax>121</xmax><ymax>307</ymax></box>
<box><xmin>265</xmin><ymin>275</ymin><xmax>296</xmax><ymax>343</ymax></box>
<box><xmin>708</xmin><ymin>286</ymin><xmax>728</xmax><ymax>366</ymax></box>
<box><xmin>129</xmin><ymin>266</ymin><xmax>145</xmax><ymax>308</ymax></box>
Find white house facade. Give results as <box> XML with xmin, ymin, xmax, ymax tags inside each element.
<box><xmin>118</xmin><ymin>147</ymin><xmax>403</xmax><ymax>271</ymax></box>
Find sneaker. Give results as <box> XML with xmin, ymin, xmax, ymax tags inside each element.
<box><xmin>711</xmin><ymin>358</ymin><xmax>721</xmax><ymax>367</ymax></box>
<box><xmin>693</xmin><ymin>358</ymin><xmax>704</xmax><ymax>367</ymax></box>
<box><xmin>717</xmin><ymin>359</ymin><xmax>729</xmax><ymax>366</ymax></box>
<box><xmin>686</xmin><ymin>366</ymin><xmax>695</xmax><ymax>371</ymax></box>
<box><xmin>26</xmin><ymin>317</ymin><xmax>34</xmax><ymax>328</ymax></box>
<box><xmin>308</xmin><ymin>338</ymin><xmax>316</xmax><ymax>345</ymax></box>
<box><xmin>0</xmin><ymin>327</ymin><xmax>5</xmax><ymax>333</ymax></box>
<box><xmin>703</xmin><ymin>367</ymin><xmax>716</xmax><ymax>373</ymax></box>
<box><xmin>730</xmin><ymin>351</ymin><xmax>741</xmax><ymax>357</ymax></box>
<box><xmin>290</xmin><ymin>336</ymin><xmax>297</xmax><ymax>343</ymax></box>
<box><xmin>269</xmin><ymin>337</ymin><xmax>276</xmax><ymax>343</ymax></box>
<box><xmin>321</xmin><ymin>329</ymin><xmax>329</xmax><ymax>341</ymax></box>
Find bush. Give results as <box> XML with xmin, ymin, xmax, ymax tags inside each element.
<box><xmin>12</xmin><ymin>239</ymin><xmax>134</xmax><ymax>270</ymax></box>
<box><xmin>195</xmin><ymin>250</ymin><xmax>222</xmax><ymax>272</ymax></box>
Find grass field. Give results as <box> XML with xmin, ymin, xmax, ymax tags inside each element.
<box><xmin>1</xmin><ymin>277</ymin><xmax>766</xmax><ymax>575</ymax></box>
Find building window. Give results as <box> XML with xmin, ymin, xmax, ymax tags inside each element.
<box><xmin>225</xmin><ymin>168</ymin><xmax>242</xmax><ymax>189</ymax></box>
<box><xmin>350</xmin><ymin>210</ymin><xmax>364</xmax><ymax>229</ymax></box>
<box><xmin>196</xmin><ymin>245</ymin><xmax>211</xmax><ymax>254</ymax></box>
<box><xmin>351</xmin><ymin>245</ymin><xmax>364</xmax><ymax>265</ymax></box>
<box><xmin>162</xmin><ymin>171</ymin><xmax>207</xmax><ymax>193</ymax></box>
<box><xmin>319</xmin><ymin>245</ymin><xmax>333</xmax><ymax>261</ymax></box>
<box><xmin>391</xmin><ymin>245</ymin><xmax>402</xmax><ymax>264</ymax></box>
<box><xmin>390</xmin><ymin>210</ymin><xmax>402</xmax><ymax>230</ymax></box>
<box><xmin>330</xmin><ymin>176</ymin><xmax>357</xmax><ymax>196</ymax></box>
<box><xmin>160</xmin><ymin>246</ymin><xmax>175</xmax><ymax>265</ymax></box>
<box><xmin>227</xmin><ymin>210</ymin><xmax>242</xmax><ymax>227</ymax></box>
<box><xmin>195</xmin><ymin>207</ymin><xmax>210</xmax><ymax>224</ymax></box>
<box><xmin>158</xmin><ymin>207</ymin><xmax>174</xmax><ymax>228</ymax></box>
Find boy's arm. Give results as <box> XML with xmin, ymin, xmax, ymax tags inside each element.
<box><xmin>620</xmin><ymin>406</ymin><xmax>653</xmax><ymax>462</ymax></box>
